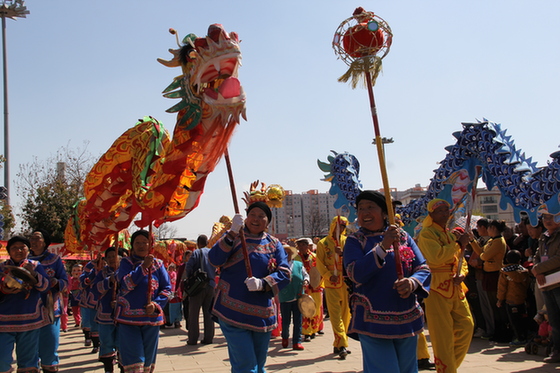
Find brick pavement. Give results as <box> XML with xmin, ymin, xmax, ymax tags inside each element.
<box><xmin>58</xmin><ymin>320</ymin><xmax>559</xmax><ymax>372</ymax></box>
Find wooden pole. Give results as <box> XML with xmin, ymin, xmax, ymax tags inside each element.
<box><xmin>365</xmin><ymin>65</ymin><xmax>403</xmax><ymax>280</ymax></box>
<box><xmin>147</xmin><ymin>224</ymin><xmax>153</xmax><ymax>304</ymax></box>
<box><xmin>456</xmin><ymin>167</ymin><xmax>480</xmax><ymax>276</ymax></box>
<box><xmin>224</xmin><ymin>149</ymin><xmax>253</xmax><ymax>277</ymax></box>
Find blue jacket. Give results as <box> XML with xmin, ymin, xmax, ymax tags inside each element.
<box><xmin>28</xmin><ymin>250</ymin><xmax>68</xmax><ymax>318</ymax></box>
<box><xmin>114</xmin><ymin>255</ymin><xmax>171</xmax><ymax>326</ymax></box>
<box><xmin>186</xmin><ymin>247</ymin><xmax>217</xmax><ymax>288</ymax></box>
<box><xmin>344</xmin><ymin>227</ymin><xmax>431</xmax><ymax>339</ymax></box>
<box><xmin>79</xmin><ymin>260</ymin><xmax>99</xmax><ymax>309</ymax></box>
<box><xmin>92</xmin><ymin>265</ymin><xmax>118</xmax><ymax>324</ymax></box>
<box><xmin>0</xmin><ymin>259</ymin><xmax>51</xmax><ymax>332</ymax></box>
<box><xmin>209</xmin><ymin>230</ymin><xmax>290</xmax><ymax>332</ymax></box>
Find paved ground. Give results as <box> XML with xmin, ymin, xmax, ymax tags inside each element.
<box><xmin>58</xmin><ymin>319</ymin><xmax>560</xmax><ymax>372</ymax></box>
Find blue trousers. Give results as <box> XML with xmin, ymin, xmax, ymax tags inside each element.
<box><xmin>0</xmin><ymin>329</ymin><xmax>41</xmax><ymax>372</ymax></box>
<box><xmin>38</xmin><ymin>317</ymin><xmax>60</xmax><ymax>370</ymax></box>
<box><xmin>359</xmin><ymin>334</ymin><xmax>418</xmax><ymax>373</ymax></box>
<box><xmin>99</xmin><ymin>323</ymin><xmax>119</xmax><ymax>358</ymax></box>
<box><xmin>219</xmin><ymin>319</ymin><xmax>271</xmax><ymax>373</ymax></box>
<box><xmin>168</xmin><ymin>302</ymin><xmax>182</xmax><ymax>324</ymax></box>
<box><xmin>280</xmin><ymin>301</ymin><xmax>302</xmax><ymax>344</ymax></box>
<box><xmin>118</xmin><ymin>323</ymin><xmax>160</xmax><ymax>372</ymax></box>
<box><xmin>80</xmin><ymin>307</ymin><xmax>99</xmax><ymax>334</ymax></box>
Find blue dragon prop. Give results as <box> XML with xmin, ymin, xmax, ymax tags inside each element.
<box><xmin>317</xmin><ymin>150</ymin><xmax>362</xmax><ymax>222</ymax></box>
<box><xmin>319</xmin><ymin>120</ymin><xmax>560</xmax><ymax>231</ymax></box>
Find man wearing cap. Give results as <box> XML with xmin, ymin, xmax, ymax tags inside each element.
<box><xmin>532</xmin><ymin>211</ymin><xmax>560</xmax><ymax>363</ymax></box>
<box><xmin>418</xmin><ymin>199</ymin><xmax>473</xmax><ymax>373</ymax></box>
<box><xmin>295</xmin><ymin>237</ymin><xmax>324</xmax><ymax>341</ymax></box>
<box><xmin>316</xmin><ymin>215</ymin><xmax>351</xmax><ymax>359</ymax></box>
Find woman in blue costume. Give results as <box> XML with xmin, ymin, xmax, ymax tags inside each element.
<box><xmin>209</xmin><ymin>201</ymin><xmax>290</xmax><ymax>373</ymax></box>
<box><xmin>114</xmin><ymin>230</ymin><xmax>171</xmax><ymax>373</ymax></box>
<box><xmin>343</xmin><ymin>191</ymin><xmax>431</xmax><ymax>373</ymax></box>
<box><xmin>79</xmin><ymin>257</ymin><xmax>101</xmax><ymax>353</ymax></box>
<box><xmin>0</xmin><ymin>236</ymin><xmax>51</xmax><ymax>373</ymax></box>
<box><xmin>92</xmin><ymin>247</ymin><xmax>123</xmax><ymax>373</ymax></box>
<box><xmin>28</xmin><ymin>228</ymin><xmax>68</xmax><ymax>373</ymax></box>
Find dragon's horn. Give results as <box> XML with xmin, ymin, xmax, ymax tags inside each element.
<box><xmin>169</xmin><ymin>28</ymin><xmax>181</xmax><ymax>48</ymax></box>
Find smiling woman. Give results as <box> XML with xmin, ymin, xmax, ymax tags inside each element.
<box><xmin>344</xmin><ymin>191</ymin><xmax>431</xmax><ymax>373</ymax></box>
<box><xmin>0</xmin><ymin>236</ymin><xmax>51</xmax><ymax>373</ymax></box>
<box><xmin>209</xmin><ymin>201</ymin><xmax>291</xmax><ymax>372</ymax></box>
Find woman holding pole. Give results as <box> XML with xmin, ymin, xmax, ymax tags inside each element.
<box><xmin>209</xmin><ymin>201</ymin><xmax>290</xmax><ymax>373</ymax></box>
<box><xmin>344</xmin><ymin>191</ymin><xmax>431</xmax><ymax>373</ymax></box>
<box><xmin>114</xmin><ymin>230</ymin><xmax>171</xmax><ymax>372</ymax></box>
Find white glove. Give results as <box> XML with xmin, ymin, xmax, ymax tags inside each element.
<box><xmin>230</xmin><ymin>214</ymin><xmax>244</xmax><ymax>233</ymax></box>
<box><xmin>244</xmin><ymin>276</ymin><xmax>264</xmax><ymax>291</ymax></box>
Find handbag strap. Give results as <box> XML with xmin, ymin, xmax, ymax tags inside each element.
<box><xmin>198</xmin><ymin>249</ymin><xmax>207</xmax><ymax>275</ymax></box>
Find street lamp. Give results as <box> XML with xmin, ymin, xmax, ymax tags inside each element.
<box><xmin>0</xmin><ymin>0</ymin><xmax>29</xmax><ymax>206</ymax></box>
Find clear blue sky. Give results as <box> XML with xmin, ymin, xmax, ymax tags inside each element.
<box><xmin>2</xmin><ymin>1</ymin><xmax>560</xmax><ymax>239</ymax></box>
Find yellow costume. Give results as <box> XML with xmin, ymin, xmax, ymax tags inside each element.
<box><xmin>316</xmin><ymin>216</ymin><xmax>351</xmax><ymax>349</ymax></box>
<box><xmin>417</xmin><ymin>331</ymin><xmax>430</xmax><ymax>360</ymax></box>
<box><xmin>418</xmin><ymin>212</ymin><xmax>473</xmax><ymax>373</ymax></box>
<box><xmin>295</xmin><ymin>251</ymin><xmax>324</xmax><ymax>336</ymax></box>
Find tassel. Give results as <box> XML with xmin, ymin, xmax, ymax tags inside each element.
<box><xmin>338</xmin><ymin>56</ymin><xmax>383</xmax><ymax>89</ymax></box>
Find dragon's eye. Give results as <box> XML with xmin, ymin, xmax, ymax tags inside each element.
<box><xmin>368</xmin><ymin>21</ymin><xmax>379</xmax><ymax>32</ymax></box>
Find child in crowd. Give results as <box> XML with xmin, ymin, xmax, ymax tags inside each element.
<box><xmin>60</xmin><ymin>284</ymin><xmax>69</xmax><ymax>332</ymax></box>
<box><xmin>278</xmin><ymin>245</ymin><xmax>309</xmax><ymax>351</ymax></box>
<box><xmin>497</xmin><ymin>250</ymin><xmax>530</xmax><ymax>346</ymax></box>
<box><xmin>68</xmin><ymin>263</ymin><xmax>83</xmax><ymax>327</ymax></box>
<box><xmin>534</xmin><ymin>308</ymin><xmax>552</xmax><ymax>345</ymax></box>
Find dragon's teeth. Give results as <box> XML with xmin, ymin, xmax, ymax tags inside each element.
<box><xmin>213</xmin><ymin>60</ymin><xmax>221</xmax><ymax>73</ymax></box>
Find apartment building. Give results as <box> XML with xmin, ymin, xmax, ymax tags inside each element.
<box><xmin>271</xmin><ymin>185</ymin><xmax>516</xmax><ymax>240</ymax></box>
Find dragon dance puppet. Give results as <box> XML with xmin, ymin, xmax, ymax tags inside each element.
<box><xmin>319</xmin><ymin>120</ymin><xmax>560</xmax><ymax>234</ymax></box>
<box><xmin>64</xmin><ymin>24</ymin><xmax>246</xmax><ymax>254</ymax></box>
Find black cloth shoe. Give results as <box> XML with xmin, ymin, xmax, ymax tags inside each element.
<box><xmin>418</xmin><ymin>358</ymin><xmax>436</xmax><ymax>370</ymax></box>
<box><xmin>186</xmin><ymin>340</ymin><xmax>198</xmax><ymax>345</ymax></box>
<box><xmin>333</xmin><ymin>347</ymin><xmax>340</xmax><ymax>354</ymax></box>
<box><xmin>303</xmin><ymin>335</ymin><xmax>311</xmax><ymax>342</ymax></box>
<box><xmin>338</xmin><ymin>347</ymin><xmax>349</xmax><ymax>360</ymax></box>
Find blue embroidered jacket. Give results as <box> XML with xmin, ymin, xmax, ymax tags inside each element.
<box><xmin>28</xmin><ymin>250</ymin><xmax>68</xmax><ymax>318</ymax></box>
<box><xmin>92</xmin><ymin>265</ymin><xmax>119</xmax><ymax>324</ymax></box>
<box><xmin>79</xmin><ymin>261</ymin><xmax>99</xmax><ymax>309</ymax></box>
<box><xmin>114</xmin><ymin>255</ymin><xmax>171</xmax><ymax>326</ymax></box>
<box><xmin>344</xmin><ymin>228</ymin><xmax>431</xmax><ymax>339</ymax></box>
<box><xmin>209</xmin><ymin>230</ymin><xmax>291</xmax><ymax>332</ymax></box>
<box><xmin>0</xmin><ymin>259</ymin><xmax>51</xmax><ymax>332</ymax></box>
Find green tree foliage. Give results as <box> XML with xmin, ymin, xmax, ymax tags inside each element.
<box><xmin>0</xmin><ymin>201</ymin><xmax>15</xmax><ymax>237</ymax></box>
<box><xmin>16</xmin><ymin>142</ymin><xmax>94</xmax><ymax>242</ymax></box>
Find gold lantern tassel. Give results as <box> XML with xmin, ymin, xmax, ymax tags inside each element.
<box><xmin>338</xmin><ymin>56</ymin><xmax>383</xmax><ymax>89</ymax></box>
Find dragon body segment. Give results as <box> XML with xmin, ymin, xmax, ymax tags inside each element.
<box><xmin>320</xmin><ymin>120</ymin><xmax>560</xmax><ymax>232</ymax></box>
<box><xmin>65</xmin><ymin>24</ymin><xmax>245</xmax><ymax>252</ymax></box>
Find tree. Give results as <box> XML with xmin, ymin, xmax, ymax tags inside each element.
<box><xmin>154</xmin><ymin>223</ymin><xmax>179</xmax><ymax>240</ymax></box>
<box><xmin>129</xmin><ymin>222</ymin><xmax>179</xmax><ymax>241</ymax></box>
<box><xmin>306</xmin><ymin>208</ymin><xmax>330</xmax><ymax>237</ymax></box>
<box><xmin>0</xmin><ymin>201</ymin><xmax>15</xmax><ymax>239</ymax></box>
<box><xmin>16</xmin><ymin>142</ymin><xmax>95</xmax><ymax>242</ymax></box>
<box><xmin>0</xmin><ymin>156</ymin><xmax>15</xmax><ymax>238</ymax></box>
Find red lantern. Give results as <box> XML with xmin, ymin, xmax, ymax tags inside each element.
<box><xmin>342</xmin><ymin>20</ymin><xmax>385</xmax><ymax>58</ymax></box>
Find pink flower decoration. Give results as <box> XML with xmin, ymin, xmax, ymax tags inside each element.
<box><xmin>399</xmin><ymin>246</ymin><xmax>415</xmax><ymax>272</ymax></box>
